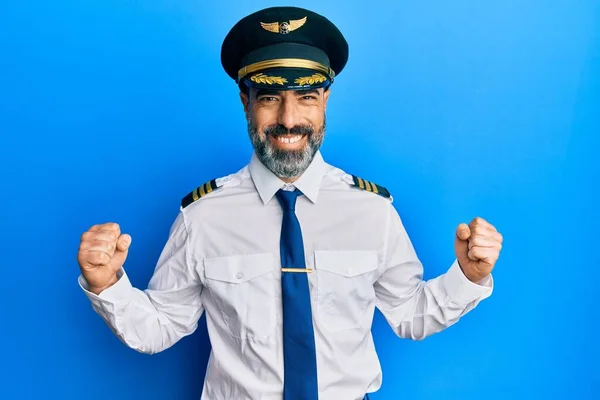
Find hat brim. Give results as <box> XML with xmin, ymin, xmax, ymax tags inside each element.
<box><xmin>241</xmin><ymin>68</ymin><xmax>332</xmax><ymax>91</ymax></box>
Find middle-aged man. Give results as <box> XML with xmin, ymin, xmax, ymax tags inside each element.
<box><xmin>77</xmin><ymin>6</ymin><xmax>503</xmax><ymax>400</ymax></box>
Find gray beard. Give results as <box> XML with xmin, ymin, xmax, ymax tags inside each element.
<box><xmin>247</xmin><ymin>118</ymin><xmax>326</xmax><ymax>179</ymax></box>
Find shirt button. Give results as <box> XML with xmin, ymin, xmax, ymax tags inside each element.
<box><xmin>235</xmin><ymin>272</ymin><xmax>243</xmax><ymax>279</ymax></box>
<box><xmin>346</xmin><ymin>267</ymin><xmax>352</xmax><ymax>274</ymax></box>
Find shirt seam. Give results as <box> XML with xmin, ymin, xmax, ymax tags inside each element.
<box><xmin>380</xmin><ymin>202</ymin><xmax>393</xmax><ymax>272</ymax></box>
<box><xmin>181</xmin><ymin>210</ymin><xmax>193</xmax><ymax>274</ymax></box>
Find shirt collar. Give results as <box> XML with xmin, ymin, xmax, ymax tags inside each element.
<box><xmin>249</xmin><ymin>150</ymin><xmax>327</xmax><ymax>205</ymax></box>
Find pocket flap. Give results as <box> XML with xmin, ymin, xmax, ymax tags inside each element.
<box><xmin>315</xmin><ymin>250</ymin><xmax>378</xmax><ymax>277</ymax></box>
<box><xmin>204</xmin><ymin>253</ymin><xmax>273</xmax><ymax>283</ymax></box>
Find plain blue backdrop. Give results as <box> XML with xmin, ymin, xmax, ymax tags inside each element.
<box><xmin>1</xmin><ymin>0</ymin><xmax>598</xmax><ymax>399</ymax></box>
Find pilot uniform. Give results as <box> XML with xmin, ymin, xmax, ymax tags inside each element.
<box><xmin>79</xmin><ymin>6</ymin><xmax>493</xmax><ymax>400</ymax></box>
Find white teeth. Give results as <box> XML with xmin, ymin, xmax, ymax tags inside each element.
<box><xmin>276</xmin><ymin>135</ymin><xmax>302</xmax><ymax>144</ymax></box>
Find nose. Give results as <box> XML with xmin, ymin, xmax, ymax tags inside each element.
<box><xmin>277</xmin><ymin>96</ymin><xmax>301</xmax><ymax>131</ymax></box>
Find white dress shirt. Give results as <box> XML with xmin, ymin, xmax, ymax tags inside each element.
<box><xmin>79</xmin><ymin>150</ymin><xmax>493</xmax><ymax>400</ymax></box>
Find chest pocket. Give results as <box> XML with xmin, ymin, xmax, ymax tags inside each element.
<box><xmin>315</xmin><ymin>250</ymin><xmax>378</xmax><ymax>332</ymax></box>
<box><xmin>204</xmin><ymin>253</ymin><xmax>276</xmax><ymax>340</ymax></box>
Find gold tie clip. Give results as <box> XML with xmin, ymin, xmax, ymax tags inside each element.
<box><xmin>281</xmin><ymin>268</ymin><xmax>314</xmax><ymax>273</ymax></box>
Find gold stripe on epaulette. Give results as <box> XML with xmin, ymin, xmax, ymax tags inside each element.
<box><xmin>357</xmin><ymin>177</ymin><xmax>365</xmax><ymax>189</ymax></box>
<box><xmin>181</xmin><ymin>178</ymin><xmax>220</xmax><ymax>210</ymax></box>
<box><xmin>371</xmin><ymin>182</ymin><xmax>379</xmax><ymax>194</ymax></box>
<box><xmin>350</xmin><ymin>174</ymin><xmax>391</xmax><ymax>199</ymax></box>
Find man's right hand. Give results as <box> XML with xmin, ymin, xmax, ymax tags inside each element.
<box><xmin>78</xmin><ymin>222</ymin><xmax>131</xmax><ymax>295</ymax></box>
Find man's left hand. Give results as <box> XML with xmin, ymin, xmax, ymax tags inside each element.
<box><xmin>454</xmin><ymin>217</ymin><xmax>503</xmax><ymax>283</ymax></box>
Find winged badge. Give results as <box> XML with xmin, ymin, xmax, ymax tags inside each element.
<box><xmin>260</xmin><ymin>16</ymin><xmax>307</xmax><ymax>35</ymax></box>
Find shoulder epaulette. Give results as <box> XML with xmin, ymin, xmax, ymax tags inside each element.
<box><xmin>181</xmin><ymin>179</ymin><xmax>219</xmax><ymax>209</ymax></box>
<box><xmin>350</xmin><ymin>175</ymin><xmax>391</xmax><ymax>199</ymax></box>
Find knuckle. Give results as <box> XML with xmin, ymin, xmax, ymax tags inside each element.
<box><xmin>92</xmin><ymin>241</ymin><xmax>110</xmax><ymax>253</ymax></box>
<box><xmin>97</xmin><ymin>222</ymin><xmax>118</xmax><ymax>232</ymax></box>
<box><xmin>81</xmin><ymin>231</ymin><xmax>95</xmax><ymax>242</ymax></box>
<box><xmin>474</xmin><ymin>233</ymin><xmax>485</xmax><ymax>240</ymax></box>
<box><xmin>106</xmin><ymin>231</ymin><xmax>118</xmax><ymax>242</ymax></box>
<box><xmin>78</xmin><ymin>241</ymin><xmax>89</xmax><ymax>253</ymax></box>
<box><xmin>105</xmin><ymin>224</ymin><xmax>121</xmax><ymax>238</ymax></box>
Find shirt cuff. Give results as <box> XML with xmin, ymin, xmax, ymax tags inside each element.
<box><xmin>78</xmin><ymin>268</ymin><xmax>134</xmax><ymax>306</ymax></box>
<box><xmin>443</xmin><ymin>259</ymin><xmax>493</xmax><ymax>305</ymax></box>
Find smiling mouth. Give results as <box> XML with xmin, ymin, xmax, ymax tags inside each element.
<box><xmin>270</xmin><ymin>134</ymin><xmax>306</xmax><ymax>144</ymax></box>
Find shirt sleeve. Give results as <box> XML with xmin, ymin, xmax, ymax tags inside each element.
<box><xmin>78</xmin><ymin>211</ymin><xmax>204</xmax><ymax>354</ymax></box>
<box><xmin>373</xmin><ymin>204</ymin><xmax>493</xmax><ymax>340</ymax></box>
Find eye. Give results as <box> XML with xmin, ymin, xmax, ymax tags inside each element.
<box><xmin>258</xmin><ymin>96</ymin><xmax>278</xmax><ymax>102</ymax></box>
<box><xmin>301</xmin><ymin>95</ymin><xmax>318</xmax><ymax>101</ymax></box>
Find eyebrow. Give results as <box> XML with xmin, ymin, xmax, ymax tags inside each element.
<box><xmin>254</xmin><ymin>89</ymin><xmax>282</xmax><ymax>99</ymax></box>
<box><xmin>294</xmin><ymin>89</ymin><xmax>320</xmax><ymax>97</ymax></box>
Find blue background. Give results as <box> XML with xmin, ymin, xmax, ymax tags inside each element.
<box><xmin>1</xmin><ymin>0</ymin><xmax>598</xmax><ymax>399</ymax></box>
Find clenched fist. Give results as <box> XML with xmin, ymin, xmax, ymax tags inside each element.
<box><xmin>78</xmin><ymin>222</ymin><xmax>131</xmax><ymax>295</ymax></box>
<box><xmin>454</xmin><ymin>217</ymin><xmax>503</xmax><ymax>283</ymax></box>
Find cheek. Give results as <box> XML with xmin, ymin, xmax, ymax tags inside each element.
<box><xmin>306</xmin><ymin>107</ymin><xmax>325</xmax><ymax>129</ymax></box>
<box><xmin>250</xmin><ymin>115</ymin><xmax>274</xmax><ymax>140</ymax></box>
<box><xmin>251</xmin><ymin>108</ymin><xmax>279</xmax><ymax>132</ymax></box>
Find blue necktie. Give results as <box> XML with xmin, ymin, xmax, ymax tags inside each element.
<box><xmin>275</xmin><ymin>188</ymin><xmax>319</xmax><ymax>400</ymax></box>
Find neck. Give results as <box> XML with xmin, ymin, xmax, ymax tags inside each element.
<box><xmin>280</xmin><ymin>176</ymin><xmax>298</xmax><ymax>183</ymax></box>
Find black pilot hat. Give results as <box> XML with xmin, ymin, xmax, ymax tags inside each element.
<box><xmin>221</xmin><ymin>6</ymin><xmax>349</xmax><ymax>91</ymax></box>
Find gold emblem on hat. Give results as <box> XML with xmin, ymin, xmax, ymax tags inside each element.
<box><xmin>294</xmin><ymin>73</ymin><xmax>327</xmax><ymax>85</ymax></box>
<box><xmin>250</xmin><ymin>73</ymin><xmax>288</xmax><ymax>85</ymax></box>
<box><xmin>260</xmin><ymin>16</ymin><xmax>307</xmax><ymax>34</ymax></box>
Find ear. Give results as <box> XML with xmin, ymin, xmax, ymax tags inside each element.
<box><xmin>323</xmin><ymin>87</ymin><xmax>332</xmax><ymax>110</ymax></box>
<box><xmin>240</xmin><ymin>91</ymin><xmax>250</xmax><ymax>116</ymax></box>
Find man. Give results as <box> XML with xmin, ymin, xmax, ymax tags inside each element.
<box><xmin>77</xmin><ymin>6</ymin><xmax>503</xmax><ymax>400</ymax></box>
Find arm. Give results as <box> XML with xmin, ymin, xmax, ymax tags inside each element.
<box><xmin>78</xmin><ymin>212</ymin><xmax>203</xmax><ymax>354</ymax></box>
<box><xmin>374</xmin><ymin>204</ymin><xmax>493</xmax><ymax>340</ymax></box>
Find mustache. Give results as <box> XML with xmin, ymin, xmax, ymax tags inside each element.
<box><xmin>262</xmin><ymin>124</ymin><xmax>314</xmax><ymax>137</ymax></box>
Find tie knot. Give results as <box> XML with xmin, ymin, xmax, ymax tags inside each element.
<box><xmin>276</xmin><ymin>188</ymin><xmax>301</xmax><ymax>211</ymax></box>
